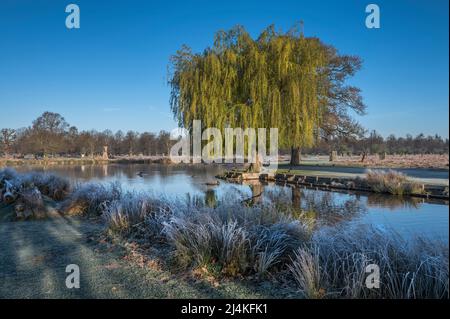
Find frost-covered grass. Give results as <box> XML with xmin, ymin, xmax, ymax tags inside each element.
<box><xmin>59</xmin><ymin>183</ymin><xmax>447</xmax><ymax>298</ymax></box>
<box><xmin>0</xmin><ymin>168</ymin><xmax>71</xmax><ymax>219</ymax></box>
<box><xmin>1</xmin><ymin>168</ymin><xmax>448</xmax><ymax>298</ymax></box>
<box><xmin>289</xmin><ymin>225</ymin><xmax>449</xmax><ymax>299</ymax></box>
<box><xmin>21</xmin><ymin>172</ymin><xmax>71</xmax><ymax>200</ymax></box>
<box><xmin>161</xmin><ymin>202</ymin><xmax>310</xmax><ymax>276</ymax></box>
<box><xmin>0</xmin><ymin>168</ymin><xmax>71</xmax><ymax>201</ymax></box>
<box><xmin>55</xmin><ymin>181</ymin><xmax>449</xmax><ymax>298</ymax></box>
<box><xmin>85</xmin><ymin>188</ymin><xmax>310</xmax><ymax>277</ymax></box>
<box><xmin>60</xmin><ymin>182</ymin><xmax>123</xmax><ymax>216</ymax></box>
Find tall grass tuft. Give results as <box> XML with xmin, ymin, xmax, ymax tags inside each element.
<box><xmin>288</xmin><ymin>246</ymin><xmax>323</xmax><ymax>298</ymax></box>
<box><xmin>0</xmin><ymin>168</ymin><xmax>71</xmax><ymax>201</ymax></box>
<box><xmin>365</xmin><ymin>169</ymin><xmax>424</xmax><ymax>195</ymax></box>
<box><xmin>15</xmin><ymin>187</ymin><xmax>45</xmax><ymax>219</ymax></box>
<box><xmin>162</xmin><ymin>203</ymin><xmax>310</xmax><ymax>276</ymax></box>
<box><xmin>164</xmin><ymin>215</ymin><xmax>250</xmax><ymax>275</ymax></box>
<box><xmin>102</xmin><ymin>192</ymin><xmax>159</xmax><ymax>234</ymax></box>
<box><xmin>289</xmin><ymin>225</ymin><xmax>449</xmax><ymax>299</ymax></box>
<box><xmin>61</xmin><ymin>182</ymin><xmax>122</xmax><ymax>215</ymax></box>
<box><xmin>21</xmin><ymin>172</ymin><xmax>71</xmax><ymax>200</ymax></box>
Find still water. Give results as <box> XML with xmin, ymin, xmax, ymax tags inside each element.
<box><xmin>16</xmin><ymin>164</ymin><xmax>449</xmax><ymax>241</ymax></box>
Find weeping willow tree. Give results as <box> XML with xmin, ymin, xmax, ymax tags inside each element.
<box><xmin>169</xmin><ymin>24</ymin><xmax>365</xmax><ymax>166</ymax></box>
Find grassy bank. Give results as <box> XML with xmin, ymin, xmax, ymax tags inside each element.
<box><xmin>0</xmin><ymin>158</ymin><xmax>109</xmax><ymax>167</ymax></box>
<box><xmin>267</xmin><ymin>168</ymin><xmax>448</xmax><ymax>198</ymax></box>
<box><xmin>287</xmin><ymin>154</ymin><xmax>450</xmax><ymax>169</ymax></box>
<box><xmin>0</xmin><ymin>156</ymin><xmax>173</xmax><ymax>168</ymax></box>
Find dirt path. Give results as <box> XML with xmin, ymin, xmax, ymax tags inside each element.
<box><xmin>0</xmin><ymin>216</ymin><xmax>278</xmax><ymax>299</ymax></box>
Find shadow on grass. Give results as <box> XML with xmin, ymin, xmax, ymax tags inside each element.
<box><xmin>0</xmin><ymin>215</ymin><xmax>288</xmax><ymax>299</ymax></box>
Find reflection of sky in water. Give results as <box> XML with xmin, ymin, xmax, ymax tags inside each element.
<box><xmin>16</xmin><ymin>164</ymin><xmax>449</xmax><ymax>242</ymax></box>
<box><xmin>357</xmin><ymin>202</ymin><xmax>448</xmax><ymax>242</ymax></box>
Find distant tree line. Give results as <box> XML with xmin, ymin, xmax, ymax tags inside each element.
<box><xmin>302</xmin><ymin>130</ymin><xmax>449</xmax><ymax>155</ymax></box>
<box><xmin>0</xmin><ymin>112</ymin><xmax>175</xmax><ymax>158</ymax></box>
<box><xmin>1</xmin><ymin>112</ymin><xmax>448</xmax><ymax>158</ymax></box>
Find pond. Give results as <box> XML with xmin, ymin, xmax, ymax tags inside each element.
<box><xmin>15</xmin><ymin>164</ymin><xmax>449</xmax><ymax>242</ymax></box>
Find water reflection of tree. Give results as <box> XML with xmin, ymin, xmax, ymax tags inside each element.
<box><xmin>239</xmin><ymin>180</ymin><xmax>265</xmax><ymax>206</ymax></box>
<box><xmin>366</xmin><ymin>194</ymin><xmax>423</xmax><ymax>210</ymax></box>
<box><xmin>250</xmin><ymin>183</ymin><xmax>264</xmax><ymax>205</ymax></box>
<box><xmin>102</xmin><ymin>165</ymin><xmax>108</xmax><ymax>177</ymax></box>
<box><xmin>264</xmin><ymin>186</ymin><xmax>366</xmax><ymax>227</ymax></box>
<box><xmin>205</xmin><ymin>189</ymin><xmax>218</xmax><ymax>208</ymax></box>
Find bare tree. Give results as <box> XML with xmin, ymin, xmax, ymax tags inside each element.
<box><xmin>0</xmin><ymin>128</ymin><xmax>16</xmax><ymax>157</ymax></box>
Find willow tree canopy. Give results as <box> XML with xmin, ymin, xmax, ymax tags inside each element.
<box><xmin>169</xmin><ymin>24</ymin><xmax>365</xmax><ymax>150</ymax></box>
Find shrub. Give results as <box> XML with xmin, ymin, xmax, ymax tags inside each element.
<box><xmin>15</xmin><ymin>187</ymin><xmax>46</xmax><ymax>219</ymax></box>
<box><xmin>0</xmin><ymin>168</ymin><xmax>71</xmax><ymax>201</ymax></box>
<box><xmin>162</xmin><ymin>202</ymin><xmax>310</xmax><ymax>276</ymax></box>
<box><xmin>0</xmin><ymin>168</ymin><xmax>21</xmax><ymax>196</ymax></box>
<box><xmin>61</xmin><ymin>182</ymin><xmax>122</xmax><ymax>216</ymax></box>
<box><xmin>21</xmin><ymin>172</ymin><xmax>71</xmax><ymax>200</ymax></box>
<box><xmin>102</xmin><ymin>192</ymin><xmax>159</xmax><ymax>234</ymax></box>
<box><xmin>163</xmin><ymin>211</ymin><xmax>251</xmax><ymax>275</ymax></box>
<box><xmin>0</xmin><ymin>167</ymin><xmax>19</xmax><ymax>182</ymax></box>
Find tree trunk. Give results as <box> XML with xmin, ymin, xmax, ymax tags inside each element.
<box><xmin>361</xmin><ymin>151</ymin><xmax>367</xmax><ymax>162</ymax></box>
<box><xmin>290</xmin><ymin>147</ymin><xmax>301</xmax><ymax>166</ymax></box>
<box><xmin>329</xmin><ymin>150</ymin><xmax>337</xmax><ymax>162</ymax></box>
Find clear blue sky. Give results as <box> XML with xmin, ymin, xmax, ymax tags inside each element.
<box><xmin>0</xmin><ymin>0</ymin><xmax>448</xmax><ymax>137</ymax></box>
